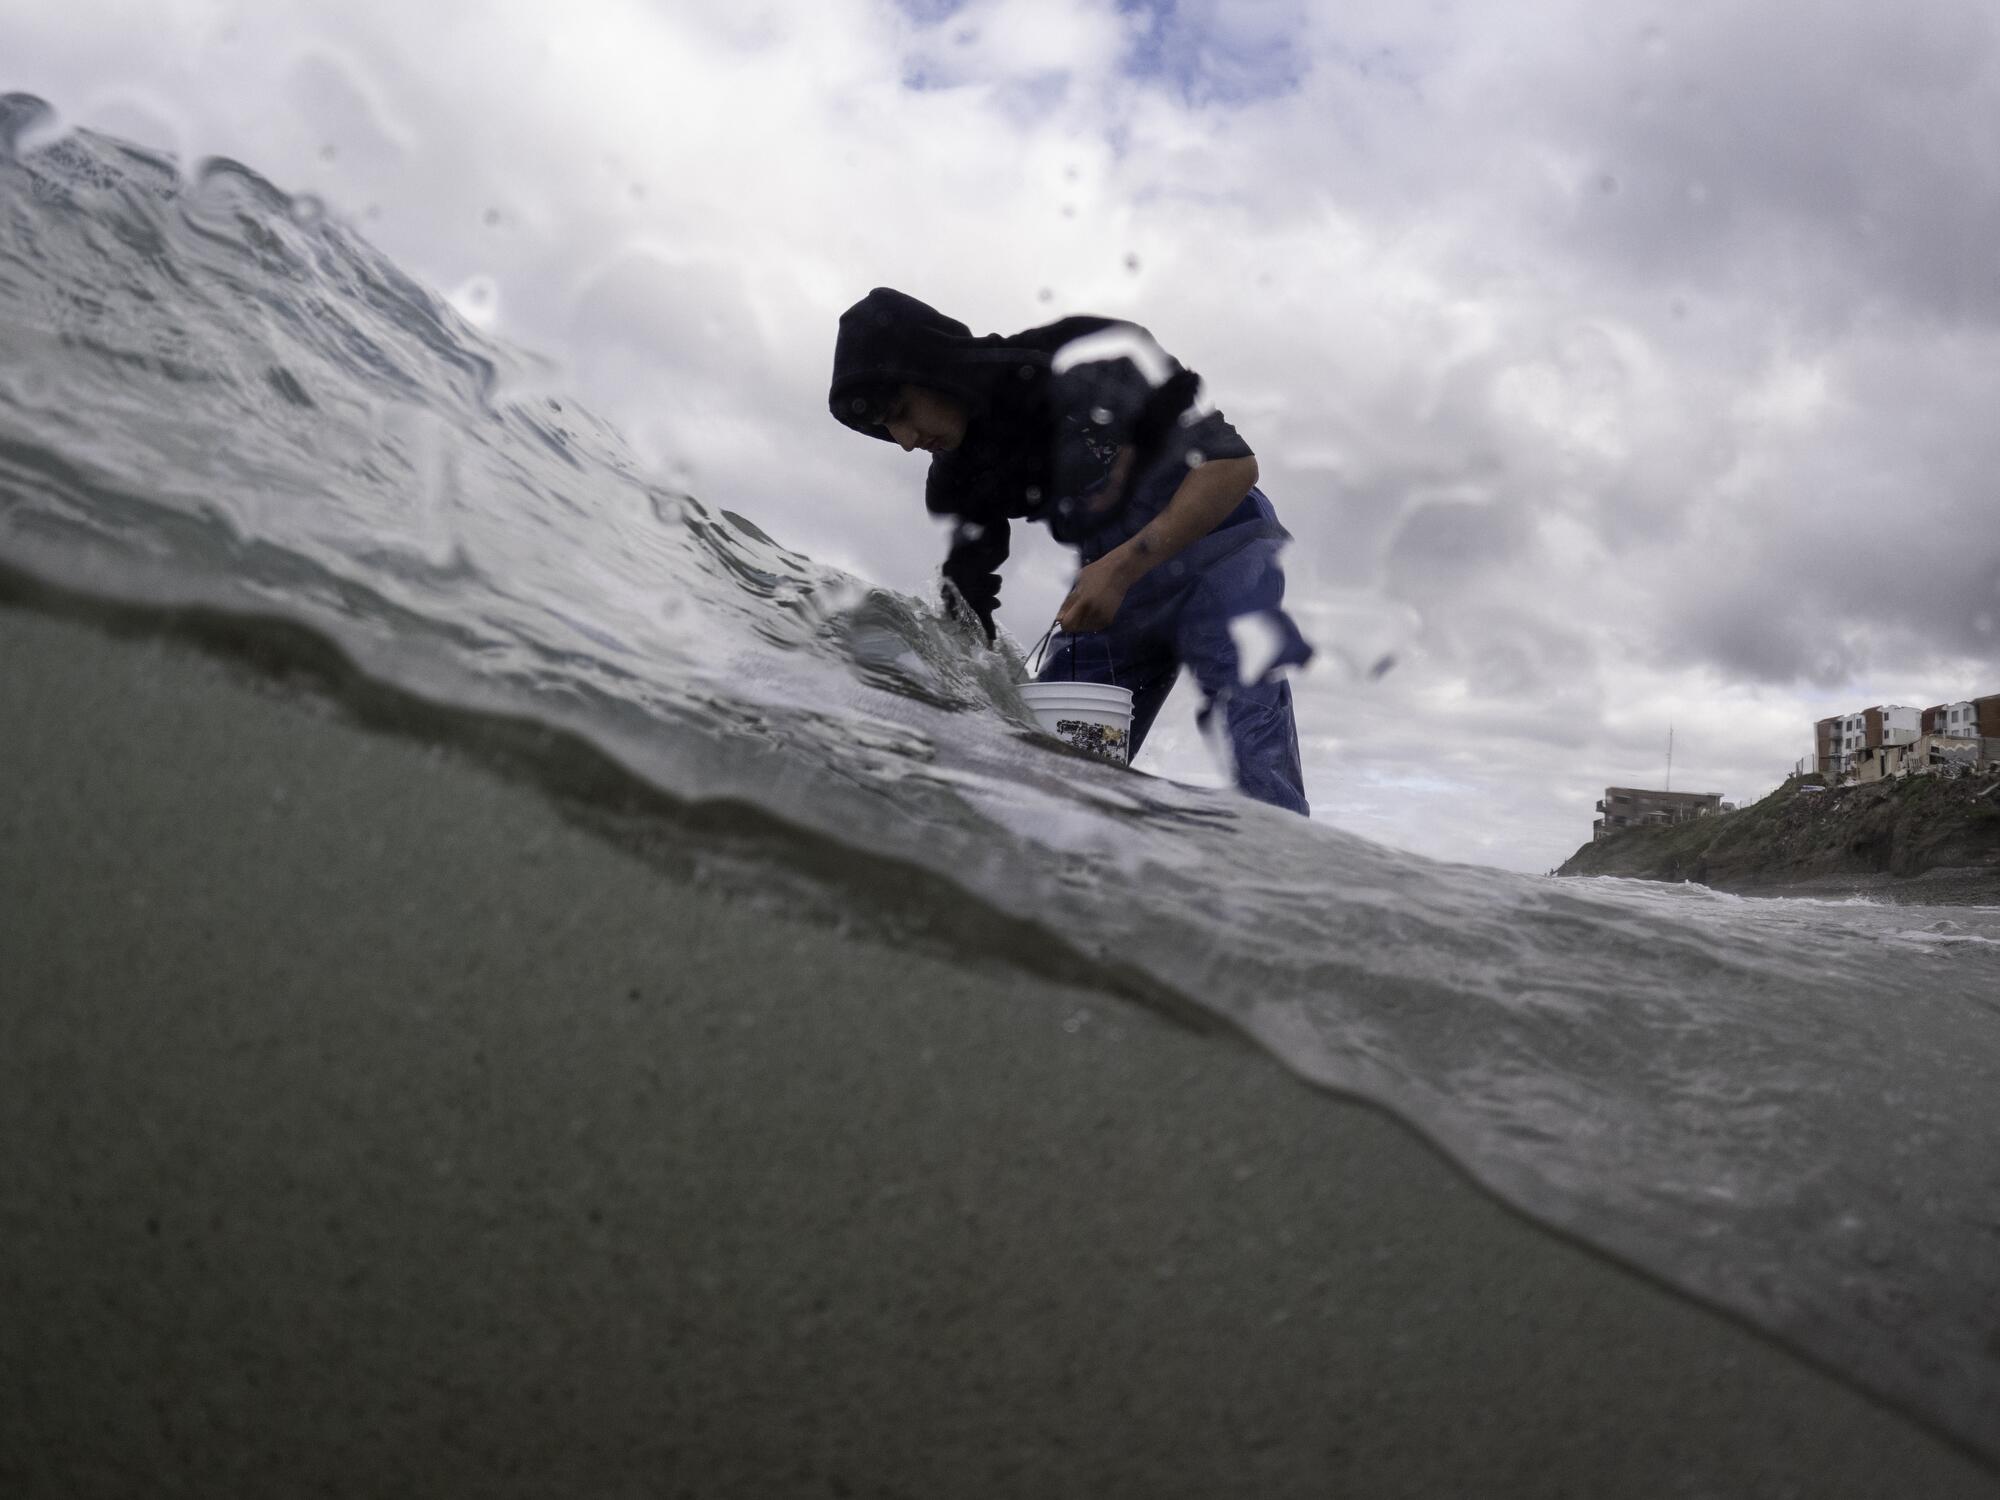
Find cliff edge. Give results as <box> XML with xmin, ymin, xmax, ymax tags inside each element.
<box><xmin>1557</xmin><ymin>772</ymin><xmax>2000</xmax><ymax>901</ymax></box>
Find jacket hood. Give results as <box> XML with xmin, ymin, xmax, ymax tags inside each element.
<box><xmin>828</xmin><ymin>287</ymin><xmax>1047</xmax><ymax>441</ymax></box>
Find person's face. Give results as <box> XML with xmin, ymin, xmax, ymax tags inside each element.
<box><xmin>881</xmin><ymin>384</ymin><xmax>968</xmax><ymax>454</ymax></box>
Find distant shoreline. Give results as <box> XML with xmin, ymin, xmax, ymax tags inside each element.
<box><xmin>1558</xmin><ymin>773</ymin><xmax>2000</xmax><ymax>903</ymax></box>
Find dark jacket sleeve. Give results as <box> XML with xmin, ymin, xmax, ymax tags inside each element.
<box><xmin>1045</xmin><ymin>324</ymin><xmax>1255</xmax><ymax>538</ymax></box>
<box><xmin>939</xmin><ymin>515</ymin><xmax>1011</xmax><ymax>643</ymax></box>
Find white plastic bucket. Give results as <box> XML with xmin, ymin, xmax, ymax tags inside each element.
<box><xmin>1018</xmin><ymin>681</ymin><xmax>1135</xmax><ymax>766</ymax></box>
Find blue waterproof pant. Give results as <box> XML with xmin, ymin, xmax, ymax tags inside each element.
<box><xmin>1038</xmin><ymin>515</ymin><xmax>1312</xmax><ymax>815</ymax></box>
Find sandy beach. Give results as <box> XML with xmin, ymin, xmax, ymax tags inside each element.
<box><xmin>3</xmin><ymin>600</ymin><xmax>1996</xmax><ymax>1499</ymax></box>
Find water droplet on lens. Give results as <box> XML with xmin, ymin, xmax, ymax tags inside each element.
<box><xmin>448</xmin><ymin>274</ymin><xmax>501</xmax><ymax>329</ymax></box>
<box><xmin>1090</xmin><ymin>406</ymin><xmax>1114</xmax><ymax>425</ymax></box>
<box><xmin>1185</xmin><ymin>448</ymin><xmax>1206</xmax><ymax>467</ymax></box>
<box><xmin>289</xmin><ymin>194</ymin><xmax>326</xmax><ymax>229</ymax></box>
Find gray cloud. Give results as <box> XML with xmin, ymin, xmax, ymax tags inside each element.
<box><xmin>1537</xmin><ymin>2</ymin><xmax>2000</xmax><ymax>328</ymax></box>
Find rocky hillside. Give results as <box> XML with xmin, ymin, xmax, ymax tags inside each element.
<box><xmin>1557</xmin><ymin>771</ymin><xmax>2000</xmax><ymax>899</ymax></box>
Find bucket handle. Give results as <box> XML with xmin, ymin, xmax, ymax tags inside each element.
<box><xmin>1026</xmin><ymin>619</ymin><xmax>1060</xmax><ymax>676</ymax></box>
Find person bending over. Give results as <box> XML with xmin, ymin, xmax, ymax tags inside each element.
<box><xmin>828</xmin><ymin>286</ymin><xmax>1312</xmax><ymax>816</ymax></box>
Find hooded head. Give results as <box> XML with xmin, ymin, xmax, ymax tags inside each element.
<box><xmin>829</xmin><ymin>288</ymin><xmax>1164</xmax><ymax>532</ymax></box>
<box><xmin>828</xmin><ymin>287</ymin><xmax>1045</xmax><ymax>445</ymax></box>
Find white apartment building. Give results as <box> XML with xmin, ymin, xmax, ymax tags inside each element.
<box><xmin>1933</xmin><ymin>701</ymin><xmax>1979</xmax><ymax>736</ymax></box>
<box><xmin>1815</xmin><ymin>705</ymin><xmax>1921</xmax><ymax>778</ymax></box>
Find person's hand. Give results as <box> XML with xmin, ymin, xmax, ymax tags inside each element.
<box><xmin>1056</xmin><ymin>556</ymin><xmax>1131</xmax><ymax>634</ymax></box>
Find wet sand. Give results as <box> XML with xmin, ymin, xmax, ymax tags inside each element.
<box><xmin>4</xmin><ymin>602</ymin><xmax>1996</xmax><ymax>1499</ymax></box>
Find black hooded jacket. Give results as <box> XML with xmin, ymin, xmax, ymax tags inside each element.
<box><xmin>829</xmin><ymin>287</ymin><xmax>1252</xmax><ymax>641</ymax></box>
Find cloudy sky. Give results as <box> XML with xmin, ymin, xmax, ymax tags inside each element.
<box><xmin>10</xmin><ymin>0</ymin><xmax>2000</xmax><ymax>872</ymax></box>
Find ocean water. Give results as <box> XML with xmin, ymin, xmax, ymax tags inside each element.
<box><xmin>5</xmin><ymin>113</ymin><xmax>1999</xmax><ymax>1466</ymax></box>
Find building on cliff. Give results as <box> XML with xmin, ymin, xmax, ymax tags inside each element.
<box><xmin>1813</xmin><ymin>705</ymin><xmax>1921</xmax><ymax>780</ymax></box>
<box><xmin>1922</xmin><ymin>695</ymin><xmax>2000</xmax><ymax>740</ymax></box>
<box><xmin>1594</xmin><ymin>787</ymin><xmax>1726</xmax><ymax>841</ymax></box>
<box><xmin>1810</xmin><ymin>696</ymin><xmax>2000</xmax><ymax>783</ymax></box>
<box><xmin>1851</xmin><ymin>734</ymin><xmax>1992</xmax><ymax>783</ymax></box>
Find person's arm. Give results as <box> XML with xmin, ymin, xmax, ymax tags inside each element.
<box><xmin>1055</xmin><ymin>455</ymin><xmax>1257</xmax><ymax>633</ymax></box>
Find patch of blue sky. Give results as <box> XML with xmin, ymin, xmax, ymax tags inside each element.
<box><xmin>891</xmin><ymin>0</ymin><xmax>1337</xmax><ymax>118</ymax></box>
<box><xmin>1116</xmin><ymin>0</ymin><xmax>1310</xmax><ymax>107</ymax></box>
<box><xmin>895</xmin><ymin>0</ymin><xmax>975</xmax><ymax>93</ymax></box>
<box><xmin>901</xmin><ymin>54</ymin><xmax>1071</xmax><ymax>122</ymax></box>
<box><xmin>900</xmin><ymin>56</ymin><xmax>954</xmax><ymax>91</ymax></box>
<box><xmin>893</xmin><ymin>0</ymin><xmax>973</xmax><ymax>24</ymax></box>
